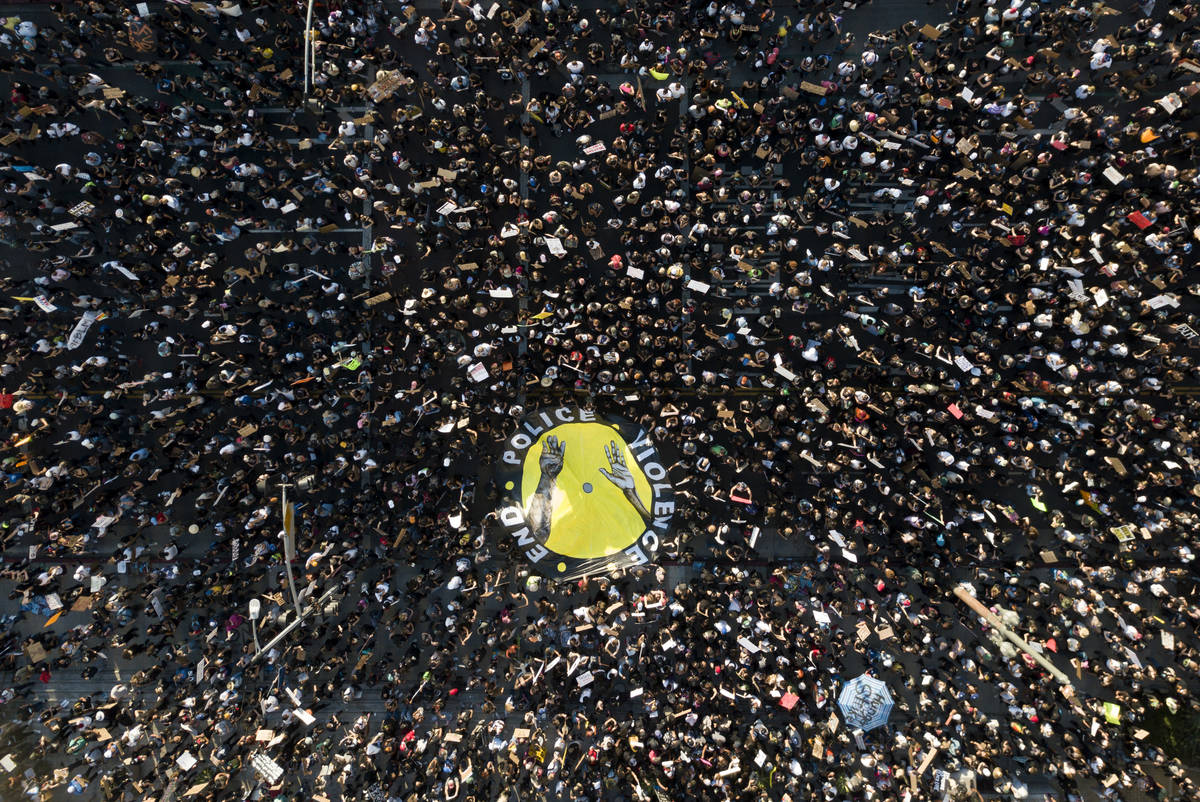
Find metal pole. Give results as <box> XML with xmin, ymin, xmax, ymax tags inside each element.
<box><xmin>311</xmin><ymin>28</ymin><xmax>318</xmax><ymax>95</ymax></box>
<box><xmin>303</xmin><ymin>0</ymin><xmax>315</xmax><ymax>97</ymax></box>
<box><xmin>250</xmin><ymin>616</ymin><xmax>261</xmax><ymax>653</ymax></box>
<box><xmin>280</xmin><ymin>485</ymin><xmax>302</xmax><ymax>622</ymax></box>
<box><xmin>283</xmin><ymin>555</ymin><xmax>302</xmax><ymax>621</ymax></box>
<box><xmin>951</xmin><ymin>586</ymin><xmax>1075</xmax><ymax>691</ymax></box>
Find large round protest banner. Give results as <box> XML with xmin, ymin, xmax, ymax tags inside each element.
<box><xmin>496</xmin><ymin>407</ymin><xmax>674</xmax><ymax>581</ymax></box>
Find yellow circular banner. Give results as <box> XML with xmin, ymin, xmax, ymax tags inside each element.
<box><xmin>520</xmin><ymin>423</ymin><xmax>653</xmax><ymax>559</ymax></box>
<box><xmin>497</xmin><ymin>407</ymin><xmax>675</xmax><ymax>580</ymax></box>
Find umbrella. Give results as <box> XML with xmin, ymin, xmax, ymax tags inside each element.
<box><xmin>838</xmin><ymin>674</ymin><xmax>894</xmax><ymax>732</ymax></box>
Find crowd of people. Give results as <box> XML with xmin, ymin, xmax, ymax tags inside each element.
<box><xmin>1</xmin><ymin>0</ymin><xmax>1199</xmax><ymax>799</ymax></box>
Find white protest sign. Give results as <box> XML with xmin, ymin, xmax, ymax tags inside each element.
<box><xmin>488</xmin><ymin>288</ymin><xmax>514</xmax><ymax>299</ymax></box>
<box><xmin>1146</xmin><ymin>294</ymin><xmax>1178</xmax><ymax>309</ymax></box>
<box><xmin>67</xmin><ymin>310</ymin><xmax>101</xmax><ymax>350</ymax></box>
<box><xmin>92</xmin><ymin>514</ymin><xmax>118</xmax><ymax>534</ymax></box>
<box><xmin>1157</xmin><ymin>93</ymin><xmax>1182</xmax><ymax>115</ymax></box>
<box><xmin>176</xmin><ymin>752</ymin><xmax>197</xmax><ymax>771</ymax></box>
<box><xmin>33</xmin><ymin>295</ymin><xmax>57</xmax><ymax>313</ymax></box>
<box><xmin>717</xmin><ymin>761</ymin><xmax>741</xmax><ymax>777</ymax></box>
<box><xmin>738</xmin><ymin>636</ymin><xmax>760</xmax><ymax>654</ymax></box>
<box><xmin>812</xmin><ymin>610</ymin><xmax>831</xmax><ymax>625</ymax></box>
<box><xmin>1093</xmin><ymin>288</ymin><xmax>1109</xmax><ymax>308</ymax></box>
<box><xmin>954</xmin><ymin>355</ymin><xmax>974</xmax><ymax>372</ymax></box>
<box><xmin>250</xmin><ymin>753</ymin><xmax>284</xmax><ymax>783</ymax></box>
<box><xmin>1102</xmin><ymin>166</ymin><xmax>1125</xmax><ymax>185</ymax></box>
<box><xmin>545</xmin><ymin>237</ymin><xmax>566</xmax><ymax>256</ymax></box>
<box><xmin>627</xmin><ymin>266</ymin><xmax>645</xmax><ymax>280</ymax></box>
<box><xmin>576</xmin><ymin>671</ymin><xmax>594</xmax><ymax>687</ymax></box>
<box><xmin>468</xmin><ymin>363</ymin><xmax>489</xmax><ymax>383</ymax></box>
<box><xmin>686</xmin><ymin>279</ymin><xmax>710</xmax><ymax>294</ymax></box>
<box><xmin>583</xmin><ymin>142</ymin><xmax>606</xmax><ymax>154</ymax></box>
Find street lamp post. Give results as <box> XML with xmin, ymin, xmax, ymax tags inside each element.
<box><xmin>248</xmin><ymin>598</ymin><xmax>262</xmax><ymax>653</ymax></box>
<box><xmin>280</xmin><ymin>483</ymin><xmax>303</xmax><ymax>621</ymax></box>
<box><xmin>303</xmin><ymin>0</ymin><xmax>315</xmax><ymax>97</ymax></box>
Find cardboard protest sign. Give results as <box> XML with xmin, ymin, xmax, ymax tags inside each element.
<box><xmin>366</xmin><ymin>73</ymin><xmax>405</xmax><ymax>103</ymax></box>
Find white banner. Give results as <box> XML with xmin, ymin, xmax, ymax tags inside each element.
<box><xmin>66</xmin><ymin>310</ymin><xmax>101</xmax><ymax>350</ymax></box>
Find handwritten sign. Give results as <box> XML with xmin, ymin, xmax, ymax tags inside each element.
<box><xmin>67</xmin><ymin>310</ymin><xmax>102</xmax><ymax>350</ymax></box>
